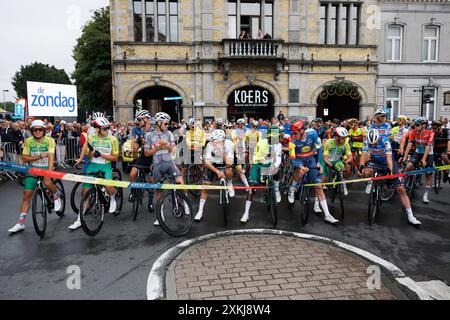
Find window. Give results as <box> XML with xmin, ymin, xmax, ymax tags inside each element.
<box><xmin>319</xmin><ymin>3</ymin><xmax>360</xmax><ymax>45</ymax></box>
<box><xmin>227</xmin><ymin>1</ymin><xmax>273</xmax><ymax>39</ymax></box>
<box><xmin>386</xmin><ymin>88</ymin><xmax>400</xmax><ymax>121</ymax></box>
<box><xmin>133</xmin><ymin>0</ymin><xmax>178</xmax><ymax>42</ymax></box>
<box><xmin>423</xmin><ymin>26</ymin><xmax>439</xmax><ymax>62</ymax></box>
<box><xmin>387</xmin><ymin>25</ymin><xmax>402</xmax><ymax>62</ymax></box>
<box><xmin>133</xmin><ymin>1</ymin><xmax>143</xmax><ymax>42</ymax></box>
<box><xmin>424</xmin><ymin>88</ymin><xmax>437</xmax><ymax>121</ymax></box>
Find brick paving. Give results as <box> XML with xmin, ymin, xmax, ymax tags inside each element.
<box><xmin>169</xmin><ymin>234</ymin><xmax>400</xmax><ymax>300</ymax></box>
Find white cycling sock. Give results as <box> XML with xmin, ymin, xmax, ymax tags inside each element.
<box><xmin>424</xmin><ymin>186</ymin><xmax>431</xmax><ymax>196</ymax></box>
<box><xmin>274</xmin><ymin>180</ymin><xmax>280</xmax><ymax>192</ymax></box>
<box><xmin>244</xmin><ymin>200</ymin><xmax>252</xmax><ymax>215</ymax></box>
<box><xmin>320</xmin><ymin>200</ymin><xmax>331</xmax><ymax>217</ymax></box>
<box><xmin>198</xmin><ymin>199</ymin><xmax>206</xmax><ymax>215</ymax></box>
<box><xmin>405</xmin><ymin>208</ymin><xmax>413</xmax><ymax>215</ymax></box>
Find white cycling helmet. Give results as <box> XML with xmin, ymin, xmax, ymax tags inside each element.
<box><xmin>367</xmin><ymin>129</ymin><xmax>380</xmax><ymax>144</ymax></box>
<box><xmin>30</xmin><ymin>120</ymin><xmax>45</xmax><ymax>129</ymax></box>
<box><xmin>93</xmin><ymin>117</ymin><xmax>110</xmax><ymax>128</ymax></box>
<box><xmin>155</xmin><ymin>112</ymin><xmax>171</xmax><ymax>122</ymax></box>
<box><xmin>210</xmin><ymin>129</ymin><xmax>225</xmax><ymax>142</ymax></box>
<box><xmin>237</xmin><ymin>118</ymin><xmax>246</xmax><ymax>125</ymax></box>
<box><xmin>92</xmin><ymin>112</ymin><xmax>105</xmax><ymax>120</ymax></box>
<box><xmin>187</xmin><ymin>118</ymin><xmax>196</xmax><ymax>128</ymax></box>
<box><xmin>135</xmin><ymin>110</ymin><xmax>151</xmax><ymax>119</ymax></box>
<box><xmin>374</xmin><ymin>109</ymin><xmax>386</xmax><ymax>117</ymax></box>
<box><xmin>335</xmin><ymin>127</ymin><xmax>349</xmax><ymax>138</ymax></box>
<box><xmin>224</xmin><ymin>121</ymin><xmax>233</xmax><ymax>129</ymax></box>
<box><xmin>251</xmin><ymin>120</ymin><xmax>259</xmax><ymax>126</ymax></box>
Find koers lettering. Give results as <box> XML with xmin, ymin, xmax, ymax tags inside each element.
<box><xmin>235</xmin><ymin>90</ymin><xmax>269</xmax><ymax>104</ymax></box>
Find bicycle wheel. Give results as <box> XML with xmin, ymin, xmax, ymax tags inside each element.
<box><xmin>31</xmin><ymin>188</ymin><xmax>47</xmax><ymax>238</ymax></box>
<box><xmin>70</xmin><ymin>182</ymin><xmax>82</xmax><ymax>214</ymax></box>
<box><xmin>156</xmin><ymin>191</ymin><xmax>193</xmax><ymax>237</ymax></box>
<box><xmin>79</xmin><ymin>188</ymin><xmax>105</xmax><ymax>237</ymax></box>
<box><xmin>221</xmin><ymin>182</ymin><xmax>229</xmax><ymax>227</ymax></box>
<box><xmin>132</xmin><ymin>188</ymin><xmax>142</xmax><ymax>221</ymax></box>
<box><xmin>54</xmin><ymin>180</ymin><xmax>66</xmax><ymax>217</ymax></box>
<box><xmin>112</xmin><ymin>179</ymin><xmax>123</xmax><ymax>217</ymax></box>
<box><xmin>368</xmin><ymin>181</ymin><xmax>379</xmax><ymax>225</ymax></box>
<box><xmin>404</xmin><ymin>176</ymin><xmax>414</xmax><ymax>199</ymax></box>
<box><xmin>337</xmin><ymin>184</ymin><xmax>345</xmax><ymax>221</ymax></box>
<box><xmin>268</xmin><ymin>187</ymin><xmax>277</xmax><ymax>228</ymax></box>
<box><xmin>434</xmin><ymin>171</ymin><xmax>441</xmax><ymax>194</ymax></box>
<box><xmin>381</xmin><ymin>182</ymin><xmax>395</xmax><ymax>202</ymax></box>
<box><xmin>187</xmin><ymin>165</ymin><xmax>202</xmax><ymax>197</ymax></box>
<box><xmin>299</xmin><ymin>185</ymin><xmax>310</xmax><ymax>226</ymax></box>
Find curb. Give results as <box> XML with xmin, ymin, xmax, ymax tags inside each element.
<box><xmin>147</xmin><ymin>229</ymin><xmax>424</xmax><ymax>300</ymax></box>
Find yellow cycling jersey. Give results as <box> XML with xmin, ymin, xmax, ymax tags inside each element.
<box><xmin>22</xmin><ymin>136</ymin><xmax>56</xmax><ymax>167</ymax></box>
<box><xmin>186</xmin><ymin>127</ymin><xmax>206</xmax><ymax>149</ymax></box>
<box><xmin>349</xmin><ymin>128</ymin><xmax>364</xmax><ymax>149</ymax></box>
<box><xmin>243</xmin><ymin>130</ymin><xmax>262</xmax><ymax>149</ymax></box>
<box><xmin>88</xmin><ymin>134</ymin><xmax>119</xmax><ymax>165</ymax></box>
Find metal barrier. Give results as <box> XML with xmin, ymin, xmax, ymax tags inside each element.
<box><xmin>57</xmin><ymin>137</ymin><xmax>80</xmax><ymax>168</ymax></box>
<box><xmin>0</xmin><ymin>142</ymin><xmax>20</xmax><ymax>164</ymax></box>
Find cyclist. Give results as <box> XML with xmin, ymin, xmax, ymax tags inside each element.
<box><xmin>349</xmin><ymin>118</ymin><xmax>364</xmax><ymax>165</ymax></box>
<box><xmin>359</xmin><ymin>129</ymin><xmax>421</xmax><ymax>225</ymax></box>
<box><xmin>323</xmin><ymin>127</ymin><xmax>353</xmax><ymax>196</ymax></box>
<box><xmin>402</xmin><ymin>117</ymin><xmax>435</xmax><ymax>204</ymax></box>
<box><xmin>234</xmin><ymin>119</ymin><xmax>248</xmax><ymax>168</ymax></box>
<box><xmin>128</xmin><ymin>110</ymin><xmax>155</xmax><ymax>211</ymax></box>
<box><xmin>8</xmin><ymin>120</ymin><xmax>62</xmax><ymax>234</ymax></box>
<box><xmin>431</xmin><ymin>120</ymin><xmax>450</xmax><ymax>183</ymax></box>
<box><xmin>71</xmin><ymin>117</ymin><xmax>119</xmax><ymax>230</ymax></box>
<box><xmin>312</xmin><ymin>118</ymin><xmax>327</xmax><ymax>140</ymax></box>
<box><xmin>392</xmin><ymin>115</ymin><xmax>409</xmax><ymax>161</ymax></box>
<box><xmin>194</xmin><ymin>129</ymin><xmax>235</xmax><ymax>222</ymax></box>
<box><xmin>144</xmin><ymin>112</ymin><xmax>189</xmax><ymax>226</ymax></box>
<box><xmin>181</xmin><ymin>117</ymin><xmax>206</xmax><ymax>172</ymax></box>
<box><xmin>288</xmin><ymin>120</ymin><xmax>339</xmax><ymax>224</ymax></box>
<box><xmin>244</xmin><ymin>120</ymin><xmax>262</xmax><ymax>175</ymax></box>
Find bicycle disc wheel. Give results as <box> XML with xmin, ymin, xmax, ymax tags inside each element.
<box><xmin>70</xmin><ymin>182</ymin><xmax>82</xmax><ymax>214</ymax></box>
<box><xmin>368</xmin><ymin>182</ymin><xmax>379</xmax><ymax>225</ymax></box>
<box><xmin>156</xmin><ymin>191</ymin><xmax>193</xmax><ymax>237</ymax></box>
<box><xmin>269</xmin><ymin>188</ymin><xmax>277</xmax><ymax>228</ymax></box>
<box><xmin>32</xmin><ymin>188</ymin><xmax>47</xmax><ymax>238</ymax></box>
<box><xmin>54</xmin><ymin>180</ymin><xmax>66</xmax><ymax>217</ymax></box>
<box><xmin>300</xmin><ymin>186</ymin><xmax>310</xmax><ymax>226</ymax></box>
<box><xmin>187</xmin><ymin>165</ymin><xmax>202</xmax><ymax>197</ymax></box>
<box><xmin>80</xmin><ymin>188</ymin><xmax>104</xmax><ymax>237</ymax></box>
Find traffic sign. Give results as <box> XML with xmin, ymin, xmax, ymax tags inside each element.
<box><xmin>164</xmin><ymin>96</ymin><xmax>183</xmax><ymax>101</ymax></box>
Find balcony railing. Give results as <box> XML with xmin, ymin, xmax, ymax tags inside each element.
<box><xmin>222</xmin><ymin>39</ymin><xmax>284</xmax><ymax>58</ymax></box>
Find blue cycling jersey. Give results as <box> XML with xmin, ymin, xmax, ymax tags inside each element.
<box><xmin>363</xmin><ymin>136</ymin><xmax>392</xmax><ymax>165</ymax></box>
<box><xmin>283</xmin><ymin>124</ymin><xmax>292</xmax><ymax>136</ymax></box>
<box><xmin>289</xmin><ymin>129</ymin><xmax>323</xmax><ymax>162</ymax></box>
<box><xmin>369</xmin><ymin>123</ymin><xmax>392</xmax><ymax>140</ymax></box>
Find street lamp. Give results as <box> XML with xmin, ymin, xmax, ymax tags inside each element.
<box><xmin>2</xmin><ymin>90</ymin><xmax>9</xmax><ymax>112</ymax></box>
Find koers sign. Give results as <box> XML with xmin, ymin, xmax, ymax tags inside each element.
<box><xmin>234</xmin><ymin>88</ymin><xmax>269</xmax><ymax>107</ymax></box>
<box><xmin>27</xmin><ymin>81</ymin><xmax>78</xmax><ymax>117</ymax></box>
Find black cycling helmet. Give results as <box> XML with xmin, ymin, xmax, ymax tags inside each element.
<box><xmin>431</xmin><ymin>120</ymin><xmax>442</xmax><ymax>128</ymax></box>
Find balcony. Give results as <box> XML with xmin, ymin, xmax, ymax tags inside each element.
<box><xmin>222</xmin><ymin>39</ymin><xmax>284</xmax><ymax>59</ymax></box>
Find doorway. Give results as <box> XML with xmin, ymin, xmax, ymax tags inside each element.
<box><xmin>133</xmin><ymin>86</ymin><xmax>182</xmax><ymax>121</ymax></box>
<box><xmin>316</xmin><ymin>85</ymin><xmax>361</xmax><ymax>121</ymax></box>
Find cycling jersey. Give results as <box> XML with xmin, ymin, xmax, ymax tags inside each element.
<box><xmin>433</xmin><ymin>128</ymin><xmax>450</xmax><ymax>153</ymax></box>
<box><xmin>369</xmin><ymin>122</ymin><xmax>393</xmax><ymax>140</ymax></box>
<box><xmin>22</xmin><ymin>136</ymin><xmax>56</xmax><ymax>168</ymax></box>
<box><xmin>288</xmin><ymin>129</ymin><xmax>322</xmax><ymax>163</ymax></box>
<box><xmin>408</xmin><ymin>129</ymin><xmax>434</xmax><ymax>155</ymax></box>
<box><xmin>88</xmin><ymin>135</ymin><xmax>119</xmax><ymax>165</ymax></box>
<box><xmin>362</xmin><ymin>136</ymin><xmax>392</xmax><ymax>165</ymax></box>
<box><xmin>392</xmin><ymin>126</ymin><xmax>408</xmax><ymax>146</ymax></box>
<box><xmin>244</xmin><ymin>130</ymin><xmax>262</xmax><ymax>149</ymax></box>
<box><xmin>225</xmin><ymin>129</ymin><xmax>238</xmax><ymax>145</ymax></box>
<box><xmin>323</xmin><ymin>139</ymin><xmax>352</xmax><ymax>163</ymax></box>
<box><xmin>349</xmin><ymin>128</ymin><xmax>364</xmax><ymax>149</ymax></box>
<box><xmin>253</xmin><ymin>139</ymin><xmax>282</xmax><ymax>166</ymax></box>
<box><xmin>401</xmin><ymin>130</ymin><xmax>415</xmax><ymax>152</ymax></box>
<box><xmin>315</xmin><ymin>127</ymin><xmax>327</xmax><ymax>140</ymax></box>
<box><xmin>283</xmin><ymin>124</ymin><xmax>292</xmax><ymax>136</ymax></box>
<box><xmin>186</xmin><ymin>127</ymin><xmax>206</xmax><ymax>150</ymax></box>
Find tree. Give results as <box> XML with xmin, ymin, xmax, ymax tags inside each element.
<box><xmin>11</xmin><ymin>62</ymin><xmax>71</xmax><ymax>99</ymax></box>
<box><xmin>72</xmin><ymin>7</ymin><xmax>112</xmax><ymax>116</ymax></box>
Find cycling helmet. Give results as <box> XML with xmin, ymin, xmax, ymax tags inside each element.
<box><xmin>210</xmin><ymin>129</ymin><xmax>225</xmax><ymax>142</ymax></box>
<box><xmin>237</xmin><ymin>118</ymin><xmax>246</xmax><ymax>125</ymax></box>
<box><xmin>93</xmin><ymin>117</ymin><xmax>110</xmax><ymax>128</ymax></box>
<box><xmin>251</xmin><ymin>120</ymin><xmax>259</xmax><ymax>127</ymax></box>
<box><xmin>420</xmin><ymin>118</ymin><xmax>428</xmax><ymax>125</ymax></box>
<box><xmin>335</xmin><ymin>127</ymin><xmax>349</xmax><ymax>138</ymax></box>
<box><xmin>397</xmin><ymin>115</ymin><xmax>408</xmax><ymax>121</ymax></box>
<box><xmin>224</xmin><ymin>121</ymin><xmax>233</xmax><ymax>129</ymax></box>
<box><xmin>136</xmin><ymin>110</ymin><xmax>151</xmax><ymax>119</ymax></box>
<box><xmin>431</xmin><ymin>120</ymin><xmax>442</xmax><ymax>127</ymax></box>
<box><xmin>30</xmin><ymin>120</ymin><xmax>45</xmax><ymax>129</ymax></box>
<box><xmin>367</xmin><ymin>129</ymin><xmax>380</xmax><ymax>144</ymax></box>
<box><xmin>155</xmin><ymin>112</ymin><xmax>171</xmax><ymax>122</ymax></box>
<box><xmin>187</xmin><ymin>118</ymin><xmax>196</xmax><ymax>128</ymax></box>
<box><xmin>92</xmin><ymin>112</ymin><xmax>105</xmax><ymax>120</ymax></box>
<box><xmin>374</xmin><ymin>109</ymin><xmax>386</xmax><ymax>117</ymax></box>
<box><xmin>215</xmin><ymin>118</ymin><xmax>224</xmax><ymax>125</ymax></box>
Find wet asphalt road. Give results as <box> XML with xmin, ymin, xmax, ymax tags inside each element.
<box><xmin>0</xmin><ymin>169</ymin><xmax>449</xmax><ymax>300</ymax></box>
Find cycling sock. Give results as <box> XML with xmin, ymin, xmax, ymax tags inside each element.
<box><xmin>424</xmin><ymin>186</ymin><xmax>431</xmax><ymax>196</ymax></box>
<box><xmin>320</xmin><ymin>200</ymin><xmax>331</xmax><ymax>217</ymax></box>
<box><xmin>227</xmin><ymin>180</ymin><xmax>234</xmax><ymax>188</ymax></box>
<box><xmin>405</xmin><ymin>208</ymin><xmax>413</xmax><ymax>215</ymax></box>
<box><xmin>240</xmin><ymin>173</ymin><xmax>249</xmax><ymax>187</ymax></box>
<box><xmin>198</xmin><ymin>199</ymin><xmax>206</xmax><ymax>215</ymax></box>
<box><xmin>289</xmin><ymin>184</ymin><xmax>296</xmax><ymax>193</ymax></box>
<box><xmin>274</xmin><ymin>181</ymin><xmax>280</xmax><ymax>192</ymax></box>
<box><xmin>18</xmin><ymin>213</ymin><xmax>27</xmax><ymax>225</ymax></box>
<box><xmin>244</xmin><ymin>200</ymin><xmax>252</xmax><ymax>215</ymax></box>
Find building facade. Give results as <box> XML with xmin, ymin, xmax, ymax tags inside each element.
<box><xmin>377</xmin><ymin>0</ymin><xmax>450</xmax><ymax>121</ymax></box>
<box><xmin>110</xmin><ymin>0</ymin><xmax>380</xmax><ymax>124</ymax></box>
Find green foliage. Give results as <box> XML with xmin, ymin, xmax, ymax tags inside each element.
<box><xmin>72</xmin><ymin>7</ymin><xmax>112</xmax><ymax>116</ymax></box>
<box><xmin>1</xmin><ymin>101</ymin><xmax>15</xmax><ymax>113</ymax></box>
<box><xmin>11</xmin><ymin>62</ymin><xmax>71</xmax><ymax>99</ymax></box>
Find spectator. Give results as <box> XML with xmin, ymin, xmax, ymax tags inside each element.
<box><xmin>277</xmin><ymin>110</ymin><xmax>285</xmax><ymax>122</ymax></box>
<box><xmin>0</xmin><ymin>119</ymin><xmax>10</xmax><ymax>142</ymax></box>
<box><xmin>7</xmin><ymin>122</ymin><xmax>25</xmax><ymax>161</ymax></box>
<box><xmin>257</xmin><ymin>30</ymin><xmax>263</xmax><ymax>39</ymax></box>
<box><xmin>46</xmin><ymin>123</ymin><xmax>54</xmax><ymax>137</ymax></box>
<box><xmin>263</xmin><ymin>33</ymin><xmax>272</xmax><ymax>39</ymax></box>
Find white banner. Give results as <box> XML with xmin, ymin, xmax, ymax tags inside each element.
<box><xmin>27</xmin><ymin>81</ymin><xmax>78</xmax><ymax>117</ymax></box>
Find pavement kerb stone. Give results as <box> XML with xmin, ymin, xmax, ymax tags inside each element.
<box><xmin>146</xmin><ymin>229</ymin><xmax>421</xmax><ymax>300</ymax></box>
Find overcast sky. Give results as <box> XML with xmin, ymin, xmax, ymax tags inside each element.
<box><xmin>0</xmin><ymin>0</ymin><xmax>109</xmax><ymax>102</ymax></box>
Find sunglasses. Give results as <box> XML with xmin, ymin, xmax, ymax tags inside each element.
<box><xmin>378</xmin><ymin>115</ymin><xmax>386</xmax><ymax>118</ymax></box>
<box><xmin>162</xmin><ymin>122</ymin><xmax>170</xmax><ymax>126</ymax></box>
<box><xmin>32</xmin><ymin>128</ymin><xmax>44</xmax><ymax>132</ymax></box>
<box><xmin>100</xmin><ymin>127</ymin><xmax>110</xmax><ymax>131</ymax></box>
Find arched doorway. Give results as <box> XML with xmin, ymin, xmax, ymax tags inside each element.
<box><xmin>227</xmin><ymin>86</ymin><xmax>274</xmax><ymax>121</ymax></box>
<box><xmin>316</xmin><ymin>82</ymin><xmax>361</xmax><ymax>121</ymax></box>
<box><xmin>133</xmin><ymin>86</ymin><xmax>182</xmax><ymax>121</ymax></box>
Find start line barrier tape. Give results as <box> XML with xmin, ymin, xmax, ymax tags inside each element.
<box><xmin>1</xmin><ymin>161</ymin><xmax>450</xmax><ymax>191</ymax></box>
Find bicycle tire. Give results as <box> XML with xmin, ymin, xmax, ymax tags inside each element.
<box><xmin>112</xmin><ymin>177</ymin><xmax>123</xmax><ymax>217</ymax></box>
<box><xmin>32</xmin><ymin>188</ymin><xmax>47</xmax><ymax>238</ymax></box>
<box><xmin>132</xmin><ymin>189</ymin><xmax>142</xmax><ymax>222</ymax></box>
<box><xmin>79</xmin><ymin>188</ymin><xmax>105</xmax><ymax>237</ymax></box>
<box><xmin>187</xmin><ymin>165</ymin><xmax>202</xmax><ymax>197</ymax></box>
<box><xmin>368</xmin><ymin>181</ymin><xmax>379</xmax><ymax>225</ymax></box>
<box><xmin>434</xmin><ymin>171</ymin><xmax>441</xmax><ymax>194</ymax></box>
<box><xmin>381</xmin><ymin>181</ymin><xmax>396</xmax><ymax>202</ymax></box>
<box><xmin>299</xmin><ymin>184</ymin><xmax>310</xmax><ymax>226</ymax></box>
<box><xmin>221</xmin><ymin>182</ymin><xmax>229</xmax><ymax>227</ymax></box>
<box><xmin>156</xmin><ymin>191</ymin><xmax>193</xmax><ymax>237</ymax></box>
<box><xmin>70</xmin><ymin>182</ymin><xmax>82</xmax><ymax>214</ymax></box>
<box><xmin>268</xmin><ymin>186</ymin><xmax>277</xmax><ymax>228</ymax></box>
<box><xmin>337</xmin><ymin>184</ymin><xmax>345</xmax><ymax>221</ymax></box>
<box><xmin>54</xmin><ymin>180</ymin><xmax>66</xmax><ymax>217</ymax></box>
